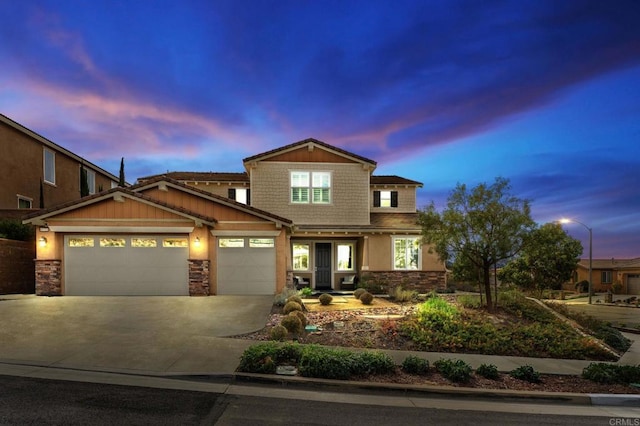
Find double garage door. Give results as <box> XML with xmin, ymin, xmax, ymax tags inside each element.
<box><xmin>64</xmin><ymin>235</ymin><xmax>189</xmax><ymax>296</ymax></box>
<box><xmin>64</xmin><ymin>234</ymin><xmax>277</xmax><ymax>296</ymax></box>
<box><xmin>628</xmin><ymin>275</ymin><xmax>640</xmax><ymax>295</ymax></box>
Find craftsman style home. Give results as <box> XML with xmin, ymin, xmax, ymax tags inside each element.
<box><xmin>25</xmin><ymin>138</ymin><xmax>446</xmax><ymax>296</ymax></box>
<box><xmin>0</xmin><ymin>114</ymin><xmax>120</xmax><ymax>213</ymax></box>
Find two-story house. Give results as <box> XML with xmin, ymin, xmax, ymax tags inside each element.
<box><xmin>0</xmin><ymin>114</ymin><xmax>120</xmax><ymax>215</ymax></box>
<box><xmin>24</xmin><ymin>138</ymin><xmax>446</xmax><ymax>296</ymax></box>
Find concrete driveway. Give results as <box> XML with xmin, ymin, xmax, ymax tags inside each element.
<box><xmin>0</xmin><ymin>295</ymin><xmax>273</xmax><ymax>375</ymax></box>
<box><xmin>560</xmin><ymin>294</ymin><xmax>640</xmax><ymax>327</ymax></box>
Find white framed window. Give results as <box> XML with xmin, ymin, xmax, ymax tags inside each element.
<box><xmin>86</xmin><ymin>169</ymin><xmax>96</xmax><ymax>194</ymax></box>
<box><xmin>68</xmin><ymin>237</ymin><xmax>95</xmax><ymax>247</ymax></box>
<box><xmin>393</xmin><ymin>237</ymin><xmax>420</xmax><ymax>270</ymax></box>
<box><xmin>312</xmin><ymin>172</ymin><xmax>331</xmax><ymax>204</ymax></box>
<box><xmin>228</xmin><ymin>188</ymin><xmax>250</xmax><ymax>205</ymax></box>
<box><xmin>131</xmin><ymin>238</ymin><xmax>157</xmax><ymax>248</ymax></box>
<box><xmin>337</xmin><ymin>243</ymin><xmax>354</xmax><ymax>271</ymax></box>
<box><xmin>219</xmin><ymin>238</ymin><xmax>245</xmax><ymax>248</ymax></box>
<box><xmin>163</xmin><ymin>238</ymin><xmax>188</xmax><ymax>248</ymax></box>
<box><xmin>290</xmin><ymin>171</ymin><xmax>331</xmax><ymax>204</ymax></box>
<box><xmin>249</xmin><ymin>238</ymin><xmax>274</xmax><ymax>248</ymax></box>
<box><xmin>293</xmin><ymin>243</ymin><xmax>310</xmax><ymax>270</ymax></box>
<box><xmin>601</xmin><ymin>271</ymin><xmax>613</xmax><ymax>284</ymax></box>
<box><xmin>43</xmin><ymin>148</ymin><xmax>56</xmax><ymax>184</ymax></box>
<box><xmin>291</xmin><ymin>172</ymin><xmax>310</xmax><ymax>203</ymax></box>
<box><xmin>373</xmin><ymin>190</ymin><xmax>398</xmax><ymax>208</ymax></box>
<box><xmin>17</xmin><ymin>195</ymin><xmax>32</xmax><ymax>209</ymax></box>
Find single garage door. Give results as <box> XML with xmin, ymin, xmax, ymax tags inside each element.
<box><xmin>217</xmin><ymin>237</ymin><xmax>276</xmax><ymax>295</ymax></box>
<box><xmin>627</xmin><ymin>275</ymin><xmax>640</xmax><ymax>295</ymax></box>
<box><xmin>64</xmin><ymin>235</ymin><xmax>189</xmax><ymax>295</ymax></box>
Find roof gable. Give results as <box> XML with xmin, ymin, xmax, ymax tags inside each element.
<box><xmin>243</xmin><ymin>138</ymin><xmax>377</xmax><ymax>167</ymax></box>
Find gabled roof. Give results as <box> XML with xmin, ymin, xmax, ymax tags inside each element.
<box><xmin>136</xmin><ymin>171</ymin><xmax>249</xmax><ymax>184</ymax></box>
<box><xmin>242</xmin><ymin>138</ymin><xmax>377</xmax><ymax>166</ymax></box>
<box><xmin>0</xmin><ymin>113</ymin><xmax>120</xmax><ymax>183</ymax></box>
<box><xmin>22</xmin><ymin>186</ymin><xmax>217</xmax><ymax>227</ymax></box>
<box><xmin>578</xmin><ymin>258</ymin><xmax>640</xmax><ymax>270</ymax></box>
<box><xmin>371</xmin><ymin>175</ymin><xmax>423</xmax><ymax>187</ymax></box>
<box><xmin>131</xmin><ymin>177</ymin><xmax>292</xmax><ymax>227</ymax></box>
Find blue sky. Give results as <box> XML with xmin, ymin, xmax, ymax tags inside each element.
<box><xmin>1</xmin><ymin>0</ymin><xmax>639</xmax><ymax>258</ymax></box>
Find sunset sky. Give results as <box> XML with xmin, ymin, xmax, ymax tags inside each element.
<box><xmin>1</xmin><ymin>0</ymin><xmax>639</xmax><ymax>258</ymax></box>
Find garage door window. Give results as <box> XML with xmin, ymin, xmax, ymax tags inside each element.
<box><xmin>68</xmin><ymin>237</ymin><xmax>94</xmax><ymax>247</ymax></box>
<box><xmin>163</xmin><ymin>238</ymin><xmax>188</xmax><ymax>247</ymax></box>
<box><xmin>132</xmin><ymin>238</ymin><xmax>157</xmax><ymax>248</ymax></box>
<box><xmin>249</xmin><ymin>238</ymin><xmax>274</xmax><ymax>248</ymax></box>
<box><xmin>100</xmin><ymin>238</ymin><xmax>126</xmax><ymax>247</ymax></box>
<box><xmin>219</xmin><ymin>238</ymin><xmax>245</xmax><ymax>248</ymax></box>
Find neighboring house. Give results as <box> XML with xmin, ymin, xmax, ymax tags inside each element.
<box><xmin>25</xmin><ymin>138</ymin><xmax>446</xmax><ymax>296</ymax></box>
<box><xmin>568</xmin><ymin>258</ymin><xmax>640</xmax><ymax>294</ymax></box>
<box><xmin>0</xmin><ymin>114</ymin><xmax>120</xmax><ymax>212</ymax></box>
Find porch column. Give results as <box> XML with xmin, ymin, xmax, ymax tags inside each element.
<box><xmin>285</xmin><ymin>234</ymin><xmax>294</xmax><ymax>289</ymax></box>
<box><xmin>361</xmin><ymin>235</ymin><xmax>369</xmax><ymax>271</ymax></box>
<box><xmin>35</xmin><ymin>259</ymin><xmax>62</xmax><ymax>296</ymax></box>
<box><xmin>188</xmin><ymin>259</ymin><xmax>210</xmax><ymax>296</ymax></box>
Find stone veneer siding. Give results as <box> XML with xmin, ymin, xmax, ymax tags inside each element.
<box><xmin>35</xmin><ymin>259</ymin><xmax>62</xmax><ymax>296</ymax></box>
<box><xmin>188</xmin><ymin>259</ymin><xmax>210</xmax><ymax>296</ymax></box>
<box><xmin>360</xmin><ymin>270</ymin><xmax>446</xmax><ymax>294</ymax></box>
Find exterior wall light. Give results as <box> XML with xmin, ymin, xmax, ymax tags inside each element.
<box><xmin>194</xmin><ymin>237</ymin><xmax>201</xmax><ymax>247</ymax></box>
<box><xmin>38</xmin><ymin>236</ymin><xmax>47</xmax><ymax>247</ymax></box>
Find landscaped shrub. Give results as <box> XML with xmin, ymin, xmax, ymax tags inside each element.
<box><xmin>274</xmin><ymin>288</ymin><xmax>298</xmax><ymax>306</ymax></box>
<box><xmin>476</xmin><ymin>363</ymin><xmax>500</xmax><ymax>380</ymax></box>
<box><xmin>283</xmin><ymin>301</ymin><xmax>303</xmax><ymax>314</ymax></box>
<box><xmin>286</xmin><ymin>295</ymin><xmax>303</xmax><ymax>306</ymax></box>
<box><xmin>280</xmin><ymin>314</ymin><xmax>303</xmax><ymax>334</ymax></box>
<box><xmin>290</xmin><ymin>310</ymin><xmax>307</xmax><ymax>328</ymax></box>
<box><xmin>319</xmin><ymin>293</ymin><xmax>333</xmax><ymax>305</ymax></box>
<box><xmin>298</xmin><ymin>287</ymin><xmax>313</xmax><ymax>297</ymax></box>
<box><xmin>458</xmin><ymin>294</ymin><xmax>482</xmax><ymax>309</ymax></box>
<box><xmin>582</xmin><ymin>363</ymin><xmax>640</xmax><ymax>384</ymax></box>
<box><xmin>389</xmin><ymin>286</ymin><xmax>418</xmax><ymax>303</ymax></box>
<box><xmin>299</xmin><ymin>345</ymin><xmax>355</xmax><ymax>380</ymax></box>
<box><xmin>434</xmin><ymin>358</ymin><xmax>472</xmax><ymax>383</ymax></box>
<box><xmin>401</xmin><ymin>356</ymin><xmax>429</xmax><ymax>375</ymax></box>
<box><xmin>351</xmin><ymin>351</ymin><xmax>395</xmax><ymax>376</ymax></box>
<box><xmin>510</xmin><ymin>365</ymin><xmax>541</xmax><ymax>383</ymax></box>
<box><xmin>238</xmin><ymin>342</ymin><xmax>303</xmax><ymax>373</ymax></box>
<box><xmin>359</xmin><ymin>291</ymin><xmax>374</xmax><ymax>305</ymax></box>
<box><xmin>353</xmin><ymin>288</ymin><xmax>367</xmax><ymax>299</ymax></box>
<box><xmin>0</xmin><ymin>219</ymin><xmax>34</xmax><ymax>241</ymax></box>
<box><xmin>599</xmin><ymin>325</ymin><xmax>631</xmax><ymax>352</ymax></box>
<box><xmin>270</xmin><ymin>325</ymin><xmax>288</xmax><ymax>341</ymax></box>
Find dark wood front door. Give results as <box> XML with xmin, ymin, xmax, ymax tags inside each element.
<box><xmin>315</xmin><ymin>243</ymin><xmax>332</xmax><ymax>289</ymax></box>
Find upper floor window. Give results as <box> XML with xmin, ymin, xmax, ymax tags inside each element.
<box><xmin>43</xmin><ymin>148</ymin><xmax>55</xmax><ymax>184</ymax></box>
<box><xmin>601</xmin><ymin>271</ymin><xmax>613</xmax><ymax>284</ymax></box>
<box><xmin>393</xmin><ymin>237</ymin><xmax>420</xmax><ymax>270</ymax></box>
<box><xmin>373</xmin><ymin>190</ymin><xmax>398</xmax><ymax>208</ymax></box>
<box><xmin>228</xmin><ymin>188</ymin><xmax>250</xmax><ymax>205</ymax></box>
<box><xmin>291</xmin><ymin>171</ymin><xmax>331</xmax><ymax>204</ymax></box>
<box><xmin>17</xmin><ymin>195</ymin><xmax>32</xmax><ymax>209</ymax></box>
<box><xmin>87</xmin><ymin>169</ymin><xmax>96</xmax><ymax>194</ymax></box>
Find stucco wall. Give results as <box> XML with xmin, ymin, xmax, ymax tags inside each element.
<box><xmin>0</xmin><ymin>238</ymin><xmax>35</xmax><ymax>294</ymax></box>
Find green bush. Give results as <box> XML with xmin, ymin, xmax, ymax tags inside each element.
<box><xmin>434</xmin><ymin>358</ymin><xmax>472</xmax><ymax>383</ymax></box>
<box><xmin>299</xmin><ymin>345</ymin><xmax>355</xmax><ymax>380</ymax></box>
<box><xmin>401</xmin><ymin>356</ymin><xmax>429</xmax><ymax>375</ymax></box>
<box><xmin>274</xmin><ymin>288</ymin><xmax>298</xmax><ymax>306</ymax></box>
<box><xmin>286</xmin><ymin>295</ymin><xmax>303</xmax><ymax>306</ymax></box>
<box><xmin>353</xmin><ymin>288</ymin><xmax>367</xmax><ymax>299</ymax></box>
<box><xmin>0</xmin><ymin>219</ymin><xmax>34</xmax><ymax>241</ymax></box>
<box><xmin>283</xmin><ymin>301</ymin><xmax>303</xmax><ymax>314</ymax></box>
<box><xmin>389</xmin><ymin>286</ymin><xmax>418</xmax><ymax>303</ymax></box>
<box><xmin>510</xmin><ymin>365</ymin><xmax>541</xmax><ymax>383</ymax></box>
<box><xmin>351</xmin><ymin>351</ymin><xmax>395</xmax><ymax>376</ymax></box>
<box><xmin>269</xmin><ymin>325</ymin><xmax>288</xmax><ymax>341</ymax></box>
<box><xmin>238</xmin><ymin>342</ymin><xmax>304</xmax><ymax>374</ymax></box>
<box><xmin>599</xmin><ymin>325</ymin><xmax>631</xmax><ymax>352</ymax></box>
<box><xmin>281</xmin><ymin>314</ymin><xmax>303</xmax><ymax>334</ymax></box>
<box><xmin>582</xmin><ymin>363</ymin><xmax>640</xmax><ymax>384</ymax></box>
<box><xmin>298</xmin><ymin>287</ymin><xmax>313</xmax><ymax>297</ymax></box>
<box><xmin>360</xmin><ymin>292</ymin><xmax>374</xmax><ymax>305</ymax></box>
<box><xmin>476</xmin><ymin>363</ymin><xmax>500</xmax><ymax>380</ymax></box>
<box><xmin>458</xmin><ymin>294</ymin><xmax>482</xmax><ymax>309</ymax></box>
<box><xmin>319</xmin><ymin>293</ymin><xmax>333</xmax><ymax>305</ymax></box>
<box><xmin>290</xmin><ymin>310</ymin><xmax>307</xmax><ymax>328</ymax></box>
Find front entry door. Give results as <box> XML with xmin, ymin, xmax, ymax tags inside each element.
<box><xmin>315</xmin><ymin>243</ymin><xmax>332</xmax><ymax>289</ymax></box>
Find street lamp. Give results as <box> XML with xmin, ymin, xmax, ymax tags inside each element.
<box><xmin>559</xmin><ymin>218</ymin><xmax>593</xmax><ymax>304</ymax></box>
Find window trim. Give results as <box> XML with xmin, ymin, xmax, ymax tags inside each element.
<box><xmin>392</xmin><ymin>236</ymin><xmax>421</xmax><ymax>270</ymax></box>
<box><xmin>17</xmin><ymin>195</ymin><xmax>33</xmax><ymax>209</ymax></box>
<box><xmin>43</xmin><ymin>148</ymin><xmax>56</xmax><ymax>185</ymax></box>
<box><xmin>290</xmin><ymin>171</ymin><xmax>332</xmax><ymax>204</ymax></box>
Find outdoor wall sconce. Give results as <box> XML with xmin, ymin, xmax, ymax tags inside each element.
<box><xmin>38</xmin><ymin>236</ymin><xmax>47</xmax><ymax>247</ymax></box>
<box><xmin>194</xmin><ymin>237</ymin><xmax>201</xmax><ymax>247</ymax></box>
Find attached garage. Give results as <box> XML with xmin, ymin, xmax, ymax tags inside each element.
<box><xmin>64</xmin><ymin>235</ymin><xmax>189</xmax><ymax>295</ymax></box>
<box><xmin>217</xmin><ymin>236</ymin><xmax>276</xmax><ymax>295</ymax></box>
<box><xmin>627</xmin><ymin>275</ymin><xmax>640</xmax><ymax>295</ymax></box>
